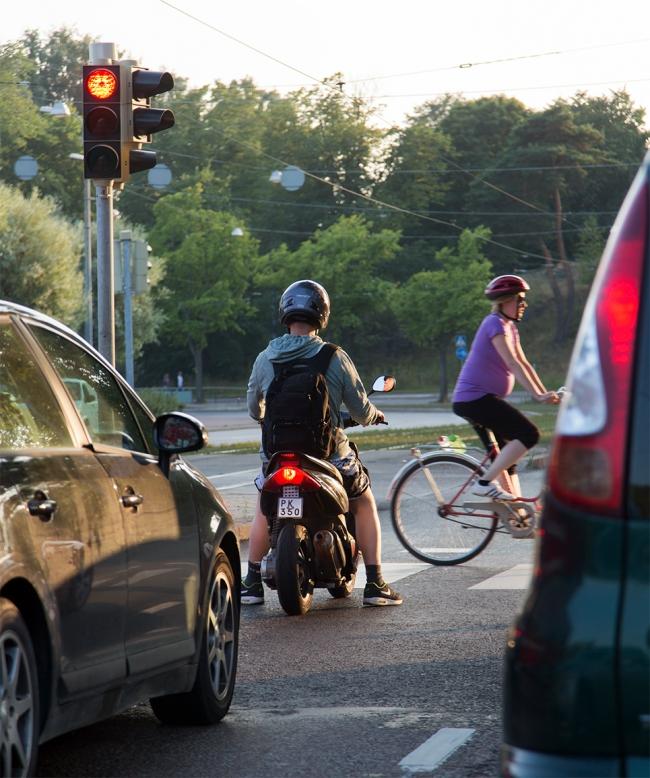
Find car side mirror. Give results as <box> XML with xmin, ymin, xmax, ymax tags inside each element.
<box><xmin>371</xmin><ymin>375</ymin><xmax>396</xmax><ymax>393</ymax></box>
<box><xmin>154</xmin><ymin>412</ymin><xmax>208</xmax><ymax>454</ymax></box>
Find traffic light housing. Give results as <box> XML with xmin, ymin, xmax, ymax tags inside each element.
<box><xmin>122</xmin><ymin>67</ymin><xmax>175</xmax><ymax>180</ymax></box>
<box><xmin>83</xmin><ymin>65</ymin><xmax>126</xmax><ymax>180</ymax></box>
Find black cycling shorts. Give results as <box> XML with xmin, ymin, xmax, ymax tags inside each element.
<box><xmin>452</xmin><ymin>394</ymin><xmax>540</xmax><ymax>472</ymax></box>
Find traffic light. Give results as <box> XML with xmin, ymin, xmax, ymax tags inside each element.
<box><xmin>122</xmin><ymin>66</ymin><xmax>175</xmax><ymax>180</ymax></box>
<box><xmin>83</xmin><ymin>65</ymin><xmax>126</xmax><ymax>180</ymax></box>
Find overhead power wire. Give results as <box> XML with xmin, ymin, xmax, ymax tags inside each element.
<box><xmin>124</xmin><ymin>185</ymin><xmax>611</xmax><ymax>241</ymax></box>
<box><xmin>344</xmin><ymin>37</ymin><xmax>650</xmax><ymax>84</ymax></box>
<box><xmin>158</xmin><ymin>0</ymin><xmax>324</xmax><ymax>86</ymax></box>
<box><xmin>157</xmin><ymin>0</ymin><xmax>618</xmax><ymax>257</ymax></box>
<box><xmin>369</xmin><ymin>75</ymin><xmax>650</xmax><ymax>99</ymax></box>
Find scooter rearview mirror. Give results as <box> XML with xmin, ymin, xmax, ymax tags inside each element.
<box><xmin>371</xmin><ymin>375</ymin><xmax>396</xmax><ymax>393</ymax></box>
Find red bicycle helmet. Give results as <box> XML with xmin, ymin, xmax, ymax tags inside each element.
<box><xmin>484</xmin><ymin>274</ymin><xmax>530</xmax><ymax>301</ymax></box>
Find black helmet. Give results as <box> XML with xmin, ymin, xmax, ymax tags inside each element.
<box><xmin>279</xmin><ymin>280</ymin><xmax>330</xmax><ymax>330</ymax></box>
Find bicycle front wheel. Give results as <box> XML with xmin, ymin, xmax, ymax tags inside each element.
<box><xmin>391</xmin><ymin>453</ymin><xmax>498</xmax><ymax>565</ymax></box>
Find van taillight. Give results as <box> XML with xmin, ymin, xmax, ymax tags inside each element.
<box><xmin>548</xmin><ymin>168</ymin><xmax>647</xmax><ymax>515</ymax></box>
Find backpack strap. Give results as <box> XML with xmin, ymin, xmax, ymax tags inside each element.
<box><xmin>271</xmin><ymin>342</ymin><xmax>339</xmax><ymax>378</ymax></box>
<box><xmin>310</xmin><ymin>342</ymin><xmax>339</xmax><ymax>373</ymax></box>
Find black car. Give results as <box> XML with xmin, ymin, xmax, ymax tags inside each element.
<box><xmin>502</xmin><ymin>154</ymin><xmax>650</xmax><ymax>775</ymax></box>
<box><xmin>0</xmin><ymin>300</ymin><xmax>241</xmax><ymax>776</ymax></box>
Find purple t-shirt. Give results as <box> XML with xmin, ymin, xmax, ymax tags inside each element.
<box><xmin>452</xmin><ymin>313</ymin><xmax>519</xmax><ymax>402</ymax></box>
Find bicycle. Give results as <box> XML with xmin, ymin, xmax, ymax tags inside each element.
<box><xmin>387</xmin><ymin>401</ymin><xmax>563</xmax><ymax>566</ymax></box>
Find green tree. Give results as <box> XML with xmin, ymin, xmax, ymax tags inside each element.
<box><xmin>419</xmin><ymin>94</ymin><xmax>529</xmax><ymax>217</ymax></box>
<box><xmin>574</xmin><ymin>214</ymin><xmax>606</xmax><ymax>286</ymax></box>
<box><xmin>256</xmin><ymin>215</ymin><xmax>401</xmax><ymax>368</ymax></box>
<box><xmin>0</xmin><ymin>182</ymin><xmax>83</xmax><ymax>324</ymax></box>
<box><xmin>565</xmin><ymin>90</ymin><xmax>648</xmax><ymax>221</ymax></box>
<box><xmin>392</xmin><ymin>228</ymin><xmax>493</xmax><ymax>401</ymax></box>
<box><xmin>18</xmin><ymin>27</ymin><xmax>93</xmax><ymax>107</ymax></box>
<box><xmin>149</xmin><ymin>185</ymin><xmax>259</xmax><ymax>401</ymax></box>
<box><xmin>0</xmin><ymin>40</ymin><xmax>86</xmax><ymax>220</ymax></box>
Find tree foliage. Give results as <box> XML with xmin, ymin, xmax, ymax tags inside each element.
<box><xmin>256</xmin><ymin>215</ymin><xmax>401</xmax><ymax>365</ymax></box>
<box><xmin>0</xmin><ymin>183</ymin><xmax>83</xmax><ymax>324</ymax></box>
<box><xmin>392</xmin><ymin>228</ymin><xmax>493</xmax><ymax>400</ymax></box>
<box><xmin>148</xmin><ymin>184</ymin><xmax>260</xmax><ymax>399</ymax></box>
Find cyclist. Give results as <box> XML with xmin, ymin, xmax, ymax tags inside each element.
<box><xmin>452</xmin><ymin>275</ymin><xmax>559</xmax><ymax>501</ymax></box>
<box><xmin>242</xmin><ymin>279</ymin><xmax>403</xmax><ymax>607</ymax></box>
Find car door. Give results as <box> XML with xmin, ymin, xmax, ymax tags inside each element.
<box><xmin>30</xmin><ymin>325</ymin><xmax>200</xmax><ymax>675</ymax></box>
<box><xmin>0</xmin><ymin>317</ymin><xmax>128</xmax><ymax>696</ymax></box>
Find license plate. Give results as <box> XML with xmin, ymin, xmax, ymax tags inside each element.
<box><xmin>278</xmin><ymin>497</ymin><xmax>303</xmax><ymax>518</ymax></box>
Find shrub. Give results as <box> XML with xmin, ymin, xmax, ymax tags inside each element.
<box><xmin>137</xmin><ymin>389</ymin><xmax>184</xmax><ymax>416</ymax></box>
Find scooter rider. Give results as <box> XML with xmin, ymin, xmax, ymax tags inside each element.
<box><xmin>243</xmin><ymin>279</ymin><xmax>403</xmax><ymax>607</ymax></box>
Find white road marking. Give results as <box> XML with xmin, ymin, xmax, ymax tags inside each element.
<box><xmin>241</xmin><ymin>561</ymin><xmax>429</xmax><ymax>588</ymax></box>
<box><xmin>218</xmin><ymin>481</ymin><xmax>256</xmax><ymax>491</ymax></box>
<box><xmin>418</xmin><ymin>548</ymin><xmax>471</xmax><ymax>553</ymax></box>
<box><xmin>469</xmin><ymin>563</ymin><xmax>533</xmax><ymax>590</ymax></box>
<box><xmin>208</xmin><ymin>468</ymin><xmax>258</xmax><ymax>480</ymax></box>
<box><xmin>399</xmin><ymin>727</ymin><xmax>475</xmax><ymax>773</ymax></box>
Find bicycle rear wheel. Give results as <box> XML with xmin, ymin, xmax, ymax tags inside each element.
<box><xmin>391</xmin><ymin>453</ymin><xmax>498</xmax><ymax>565</ymax></box>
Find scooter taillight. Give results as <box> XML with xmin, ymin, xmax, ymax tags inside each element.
<box><xmin>263</xmin><ymin>465</ymin><xmax>320</xmax><ymax>493</ymax></box>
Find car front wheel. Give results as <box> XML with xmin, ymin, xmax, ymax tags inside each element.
<box><xmin>150</xmin><ymin>549</ymin><xmax>239</xmax><ymax>725</ymax></box>
<box><xmin>0</xmin><ymin>598</ymin><xmax>39</xmax><ymax>777</ymax></box>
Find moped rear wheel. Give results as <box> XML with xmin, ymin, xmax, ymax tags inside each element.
<box><xmin>276</xmin><ymin>523</ymin><xmax>314</xmax><ymax>615</ymax></box>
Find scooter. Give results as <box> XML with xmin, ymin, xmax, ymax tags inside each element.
<box><xmin>259</xmin><ymin>375</ymin><xmax>396</xmax><ymax>616</ymax></box>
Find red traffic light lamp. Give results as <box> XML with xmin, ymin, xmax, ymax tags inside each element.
<box><xmin>83</xmin><ymin>65</ymin><xmax>125</xmax><ymax>180</ymax></box>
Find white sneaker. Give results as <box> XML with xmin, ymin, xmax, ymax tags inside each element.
<box><xmin>471</xmin><ymin>480</ymin><xmax>516</xmax><ymax>501</ymax></box>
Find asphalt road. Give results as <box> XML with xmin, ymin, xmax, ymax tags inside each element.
<box><xmin>36</xmin><ymin>443</ymin><xmax>546</xmax><ymax>777</ymax></box>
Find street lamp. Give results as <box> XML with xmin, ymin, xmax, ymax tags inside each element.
<box><xmin>70</xmin><ymin>152</ymin><xmax>93</xmax><ymax>346</ymax></box>
<box><xmin>39</xmin><ymin>101</ymin><xmax>71</xmax><ymax>118</ymax></box>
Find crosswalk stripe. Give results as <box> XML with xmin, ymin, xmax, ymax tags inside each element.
<box><xmin>399</xmin><ymin>727</ymin><xmax>475</xmax><ymax>773</ymax></box>
<box><xmin>469</xmin><ymin>563</ymin><xmax>533</xmax><ymax>590</ymax></box>
<box><xmin>241</xmin><ymin>561</ymin><xmax>429</xmax><ymax>588</ymax></box>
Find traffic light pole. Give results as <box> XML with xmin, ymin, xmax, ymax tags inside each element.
<box><xmin>95</xmin><ymin>181</ymin><xmax>115</xmax><ymax>365</ymax></box>
<box><xmin>120</xmin><ymin>230</ymin><xmax>135</xmax><ymax>386</ymax></box>
<box><xmin>83</xmin><ymin>177</ymin><xmax>93</xmax><ymax>347</ymax></box>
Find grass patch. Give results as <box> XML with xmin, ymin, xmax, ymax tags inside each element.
<box><xmin>192</xmin><ymin>406</ymin><xmax>560</xmax><ymax>456</ymax></box>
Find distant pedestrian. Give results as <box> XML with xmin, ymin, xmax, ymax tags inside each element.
<box><xmin>162</xmin><ymin>372</ymin><xmax>171</xmax><ymax>389</ymax></box>
<box><xmin>176</xmin><ymin>371</ymin><xmax>184</xmax><ymax>390</ymax></box>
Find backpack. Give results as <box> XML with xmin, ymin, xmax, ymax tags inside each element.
<box><xmin>262</xmin><ymin>343</ymin><xmax>339</xmax><ymax>459</ymax></box>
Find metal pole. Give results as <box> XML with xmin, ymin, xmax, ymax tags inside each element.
<box><xmin>121</xmin><ymin>230</ymin><xmax>134</xmax><ymax>386</ymax></box>
<box><xmin>83</xmin><ymin>178</ymin><xmax>93</xmax><ymax>346</ymax></box>
<box><xmin>95</xmin><ymin>181</ymin><xmax>115</xmax><ymax>365</ymax></box>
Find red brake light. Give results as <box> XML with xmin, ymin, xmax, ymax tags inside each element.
<box><xmin>86</xmin><ymin>68</ymin><xmax>118</xmax><ymax>100</ymax></box>
<box><xmin>263</xmin><ymin>465</ymin><xmax>320</xmax><ymax>492</ymax></box>
<box><xmin>548</xmin><ymin>168</ymin><xmax>646</xmax><ymax>514</ymax></box>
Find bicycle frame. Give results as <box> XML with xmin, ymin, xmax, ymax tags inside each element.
<box><xmin>394</xmin><ymin>437</ymin><xmax>541</xmax><ymax>534</ymax></box>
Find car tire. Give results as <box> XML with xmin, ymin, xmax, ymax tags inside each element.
<box><xmin>0</xmin><ymin>598</ymin><xmax>39</xmax><ymax>777</ymax></box>
<box><xmin>150</xmin><ymin>549</ymin><xmax>239</xmax><ymax>725</ymax></box>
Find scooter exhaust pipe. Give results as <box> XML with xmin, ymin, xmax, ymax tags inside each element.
<box><xmin>313</xmin><ymin>530</ymin><xmax>343</xmax><ymax>581</ymax></box>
